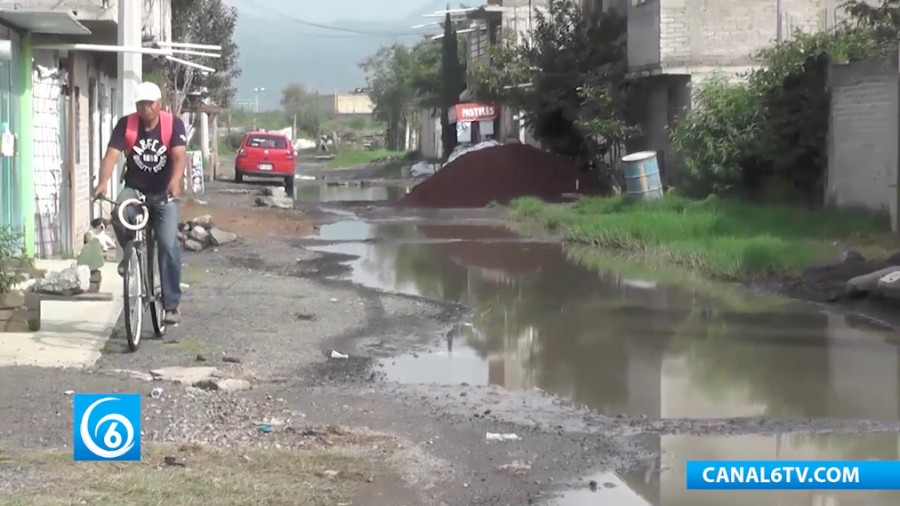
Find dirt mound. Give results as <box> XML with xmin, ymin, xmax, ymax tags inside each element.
<box><xmin>397</xmin><ymin>144</ymin><xmax>596</xmax><ymax>208</ymax></box>
<box><xmin>180</xmin><ymin>201</ymin><xmax>315</xmax><ymax>240</ymax></box>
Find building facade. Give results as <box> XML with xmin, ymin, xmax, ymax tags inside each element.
<box><xmin>459</xmin><ymin>0</ymin><xmax>550</xmax><ymax>147</ymax></box>
<box><xmin>456</xmin><ymin>0</ymin><xmax>626</xmax><ymax>150</ymax></box>
<box><xmin>316</xmin><ymin>91</ymin><xmax>374</xmax><ymax>116</ymax></box>
<box><xmin>0</xmin><ymin>0</ymin><xmax>175</xmax><ymax>257</ymax></box>
<box><xmin>625</xmin><ymin>0</ymin><xmax>858</xmax><ymax>181</ymax></box>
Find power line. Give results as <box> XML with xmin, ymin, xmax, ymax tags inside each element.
<box><xmin>235</xmin><ymin>0</ymin><xmax>430</xmax><ymax>38</ymax></box>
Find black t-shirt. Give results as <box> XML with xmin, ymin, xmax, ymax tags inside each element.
<box><xmin>108</xmin><ymin>115</ymin><xmax>187</xmax><ymax>194</ymax></box>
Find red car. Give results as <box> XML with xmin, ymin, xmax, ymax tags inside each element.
<box><xmin>234</xmin><ymin>131</ymin><xmax>295</xmax><ymax>191</ymax></box>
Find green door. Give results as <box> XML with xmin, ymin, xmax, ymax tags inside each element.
<box><xmin>0</xmin><ymin>57</ymin><xmax>18</xmax><ymax>231</ymax></box>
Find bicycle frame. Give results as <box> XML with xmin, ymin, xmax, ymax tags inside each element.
<box><xmin>93</xmin><ymin>191</ymin><xmax>167</xmax><ymax>349</ymax></box>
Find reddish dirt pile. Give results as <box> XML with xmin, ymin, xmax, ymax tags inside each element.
<box><xmin>180</xmin><ymin>201</ymin><xmax>315</xmax><ymax>240</ymax></box>
<box><xmin>397</xmin><ymin>144</ymin><xmax>598</xmax><ymax>208</ymax></box>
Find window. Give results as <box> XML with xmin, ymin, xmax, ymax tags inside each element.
<box><xmin>246</xmin><ymin>135</ymin><xmax>287</xmax><ymax>149</ymax></box>
<box><xmin>631</xmin><ymin>0</ymin><xmax>648</xmax><ymax>5</ymax></box>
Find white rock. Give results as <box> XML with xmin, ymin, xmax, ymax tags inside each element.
<box><xmin>214</xmin><ymin>378</ymin><xmax>253</xmax><ymax>392</ymax></box>
<box><xmin>264</xmin><ymin>186</ymin><xmax>287</xmax><ymax>198</ymax></box>
<box><xmin>34</xmin><ymin>264</ymin><xmax>90</xmax><ymax>295</ymax></box>
<box><xmin>409</xmin><ymin>161</ymin><xmax>437</xmax><ymax>178</ymax></box>
<box><xmin>150</xmin><ymin>366</ymin><xmax>219</xmax><ymax>384</ymax></box>
<box><xmin>209</xmin><ymin>227</ymin><xmax>237</xmax><ymax>245</ymax></box>
<box><xmin>847</xmin><ymin>267</ymin><xmax>900</xmax><ymax>295</ymax></box>
<box><xmin>184</xmin><ymin>239</ymin><xmax>204</xmax><ymax>251</ymax></box>
<box><xmin>189</xmin><ymin>225</ymin><xmax>210</xmax><ymax>242</ymax></box>
<box><xmin>876</xmin><ymin>271</ymin><xmax>900</xmax><ymax>299</ymax></box>
<box><xmin>255</xmin><ymin>196</ymin><xmax>293</xmax><ymax>210</ymax></box>
<box><xmin>191</xmin><ymin>214</ymin><xmax>215</xmax><ymax>227</ymax></box>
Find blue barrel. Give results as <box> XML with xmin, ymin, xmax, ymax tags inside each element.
<box><xmin>621</xmin><ymin>151</ymin><xmax>663</xmax><ymax>201</ymax></box>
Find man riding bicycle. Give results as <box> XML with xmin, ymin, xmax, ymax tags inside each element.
<box><xmin>93</xmin><ymin>82</ymin><xmax>186</xmax><ymax>325</ymax></box>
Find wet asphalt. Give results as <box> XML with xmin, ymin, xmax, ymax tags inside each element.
<box><xmin>2</xmin><ymin>160</ymin><xmax>900</xmax><ymax>505</ymax></box>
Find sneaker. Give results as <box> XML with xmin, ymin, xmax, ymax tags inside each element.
<box><xmin>164</xmin><ymin>309</ymin><xmax>182</xmax><ymax>325</ymax></box>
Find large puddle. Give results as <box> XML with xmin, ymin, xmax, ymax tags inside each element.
<box><xmin>309</xmin><ymin>220</ymin><xmax>900</xmax><ymax>423</ymax></box>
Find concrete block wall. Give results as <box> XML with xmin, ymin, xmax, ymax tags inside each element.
<box><xmin>659</xmin><ymin>0</ymin><xmax>780</xmax><ymax>68</ymax></box>
<box><xmin>827</xmin><ymin>59</ymin><xmax>899</xmax><ymax>231</ymax></box>
<box><xmin>628</xmin><ymin>0</ymin><xmax>846</xmax><ymax>72</ymax></box>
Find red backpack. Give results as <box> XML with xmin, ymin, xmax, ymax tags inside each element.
<box><xmin>124</xmin><ymin>110</ymin><xmax>174</xmax><ymax>153</ymax></box>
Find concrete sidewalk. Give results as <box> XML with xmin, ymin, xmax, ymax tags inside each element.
<box><xmin>0</xmin><ymin>260</ymin><xmax>121</xmax><ymax>368</ymax></box>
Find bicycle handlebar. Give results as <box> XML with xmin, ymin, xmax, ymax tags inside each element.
<box><xmin>93</xmin><ymin>195</ymin><xmax>150</xmax><ymax>232</ymax></box>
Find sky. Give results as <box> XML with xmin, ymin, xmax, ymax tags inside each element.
<box><xmin>223</xmin><ymin>0</ymin><xmax>439</xmax><ymax>23</ymax></box>
<box><xmin>222</xmin><ymin>0</ymin><xmax>450</xmax><ymax>108</ymax></box>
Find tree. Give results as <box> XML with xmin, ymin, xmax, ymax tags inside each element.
<box><xmin>360</xmin><ymin>37</ymin><xmax>448</xmax><ymax>150</ymax></box>
<box><xmin>844</xmin><ymin>0</ymin><xmax>900</xmax><ymax>54</ymax></box>
<box><xmin>280</xmin><ymin>83</ymin><xmax>311</xmax><ymax>115</ymax></box>
<box><xmin>279</xmin><ymin>83</ymin><xmax>328</xmax><ymax>137</ymax></box>
<box><xmin>408</xmin><ymin>40</ymin><xmax>443</xmax><ymax>108</ymax></box>
<box><xmin>440</xmin><ymin>12</ymin><xmax>467</xmax><ymax>159</ymax></box>
<box><xmin>361</xmin><ymin>44</ymin><xmax>410</xmax><ymax>149</ymax></box>
<box><xmin>469</xmin><ymin>0</ymin><xmax>632</xmax><ymax>190</ymax></box>
<box><xmin>146</xmin><ymin>0</ymin><xmax>241</xmax><ymax>115</ymax></box>
<box><xmin>664</xmin><ymin>5</ymin><xmax>881</xmax><ymax>202</ymax></box>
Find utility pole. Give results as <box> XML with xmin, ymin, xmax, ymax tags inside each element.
<box><xmin>314</xmin><ymin>90</ymin><xmax>320</xmax><ymax>137</ymax></box>
<box><xmin>253</xmin><ymin>87</ymin><xmax>265</xmax><ymax>130</ymax></box>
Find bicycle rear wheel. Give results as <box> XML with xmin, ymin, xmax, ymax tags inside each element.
<box><xmin>122</xmin><ymin>243</ymin><xmax>143</xmax><ymax>351</ymax></box>
<box><xmin>146</xmin><ymin>234</ymin><xmax>167</xmax><ymax>337</ymax></box>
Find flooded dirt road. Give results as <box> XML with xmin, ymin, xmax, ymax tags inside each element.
<box><xmin>6</xmin><ymin>173</ymin><xmax>896</xmax><ymax>505</ymax></box>
<box><xmin>306</xmin><ymin>217</ymin><xmax>900</xmax><ymax>423</ymax></box>
<box><xmin>294</xmin><ymin>181</ymin><xmax>900</xmax><ymax>505</ymax></box>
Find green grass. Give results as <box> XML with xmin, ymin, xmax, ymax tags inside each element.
<box><xmin>326</xmin><ymin>148</ymin><xmax>400</xmax><ymax>169</ymax></box>
<box><xmin>511</xmin><ymin>195</ymin><xmax>895</xmax><ymax>280</ymax></box>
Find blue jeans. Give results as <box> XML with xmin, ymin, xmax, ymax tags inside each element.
<box><xmin>112</xmin><ymin>186</ymin><xmax>182</xmax><ymax>311</ymax></box>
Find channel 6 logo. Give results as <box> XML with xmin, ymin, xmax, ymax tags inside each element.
<box><xmin>73</xmin><ymin>393</ymin><xmax>141</xmax><ymax>461</ymax></box>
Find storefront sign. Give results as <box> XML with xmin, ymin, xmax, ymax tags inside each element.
<box><xmin>184</xmin><ymin>151</ymin><xmax>204</xmax><ymax>195</ymax></box>
<box><xmin>450</xmin><ymin>102</ymin><xmax>499</xmax><ymax>123</ymax></box>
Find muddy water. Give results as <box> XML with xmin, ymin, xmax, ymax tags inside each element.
<box><xmin>309</xmin><ymin>218</ymin><xmax>900</xmax><ymax>505</ymax></box>
<box><xmin>553</xmin><ymin>433</ymin><xmax>900</xmax><ymax>505</ymax></box>
<box><xmin>309</xmin><ymin>220</ymin><xmax>900</xmax><ymax>423</ymax></box>
<box><xmin>295</xmin><ymin>183</ymin><xmax>405</xmax><ymax>202</ymax></box>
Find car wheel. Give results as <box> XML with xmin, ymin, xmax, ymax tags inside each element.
<box><xmin>234</xmin><ymin>170</ymin><xmax>243</xmax><ymax>183</ymax></box>
<box><xmin>284</xmin><ymin>176</ymin><xmax>294</xmax><ymax>196</ymax></box>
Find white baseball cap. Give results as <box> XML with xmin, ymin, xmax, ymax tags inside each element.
<box><xmin>134</xmin><ymin>81</ymin><xmax>162</xmax><ymax>103</ymax></box>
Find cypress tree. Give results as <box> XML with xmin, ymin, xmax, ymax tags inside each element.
<box><xmin>440</xmin><ymin>10</ymin><xmax>464</xmax><ymax>160</ymax></box>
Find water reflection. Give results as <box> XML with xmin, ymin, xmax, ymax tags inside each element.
<box><xmin>295</xmin><ymin>183</ymin><xmax>404</xmax><ymax>202</ymax></box>
<box><xmin>309</xmin><ymin>222</ymin><xmax>900</xmax><ymax>421</ymax></box>
<box><xmin>556</xmin><ymin>433</ymin><xmax>900</xmax><ymax>505</ymax></box>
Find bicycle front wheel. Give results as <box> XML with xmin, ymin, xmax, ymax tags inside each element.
<box><xmin>146</xmin><ymin>235</ymin><xmax>167</xmax><ymax>337</ymax></box>
<box><xmin>122</xmin><ymin>243</ymin><xmax>143</xmax><ymax>351</ymax></box>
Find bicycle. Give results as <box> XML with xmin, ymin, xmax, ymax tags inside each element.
<box><xmin>94</xmin><ymin>190</ymin><xmax>168</xmax><ymax>351</ymax></box>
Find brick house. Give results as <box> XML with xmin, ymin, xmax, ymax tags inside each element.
<box><xmin>0</xmin><ymin>1</ymin><xmax>217</xmax><ymax>258</ymax></box>
<box><xmin>624</xmin><ymin>0</ymin><xmax>856</xmax><ymax>182</ymax></box>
